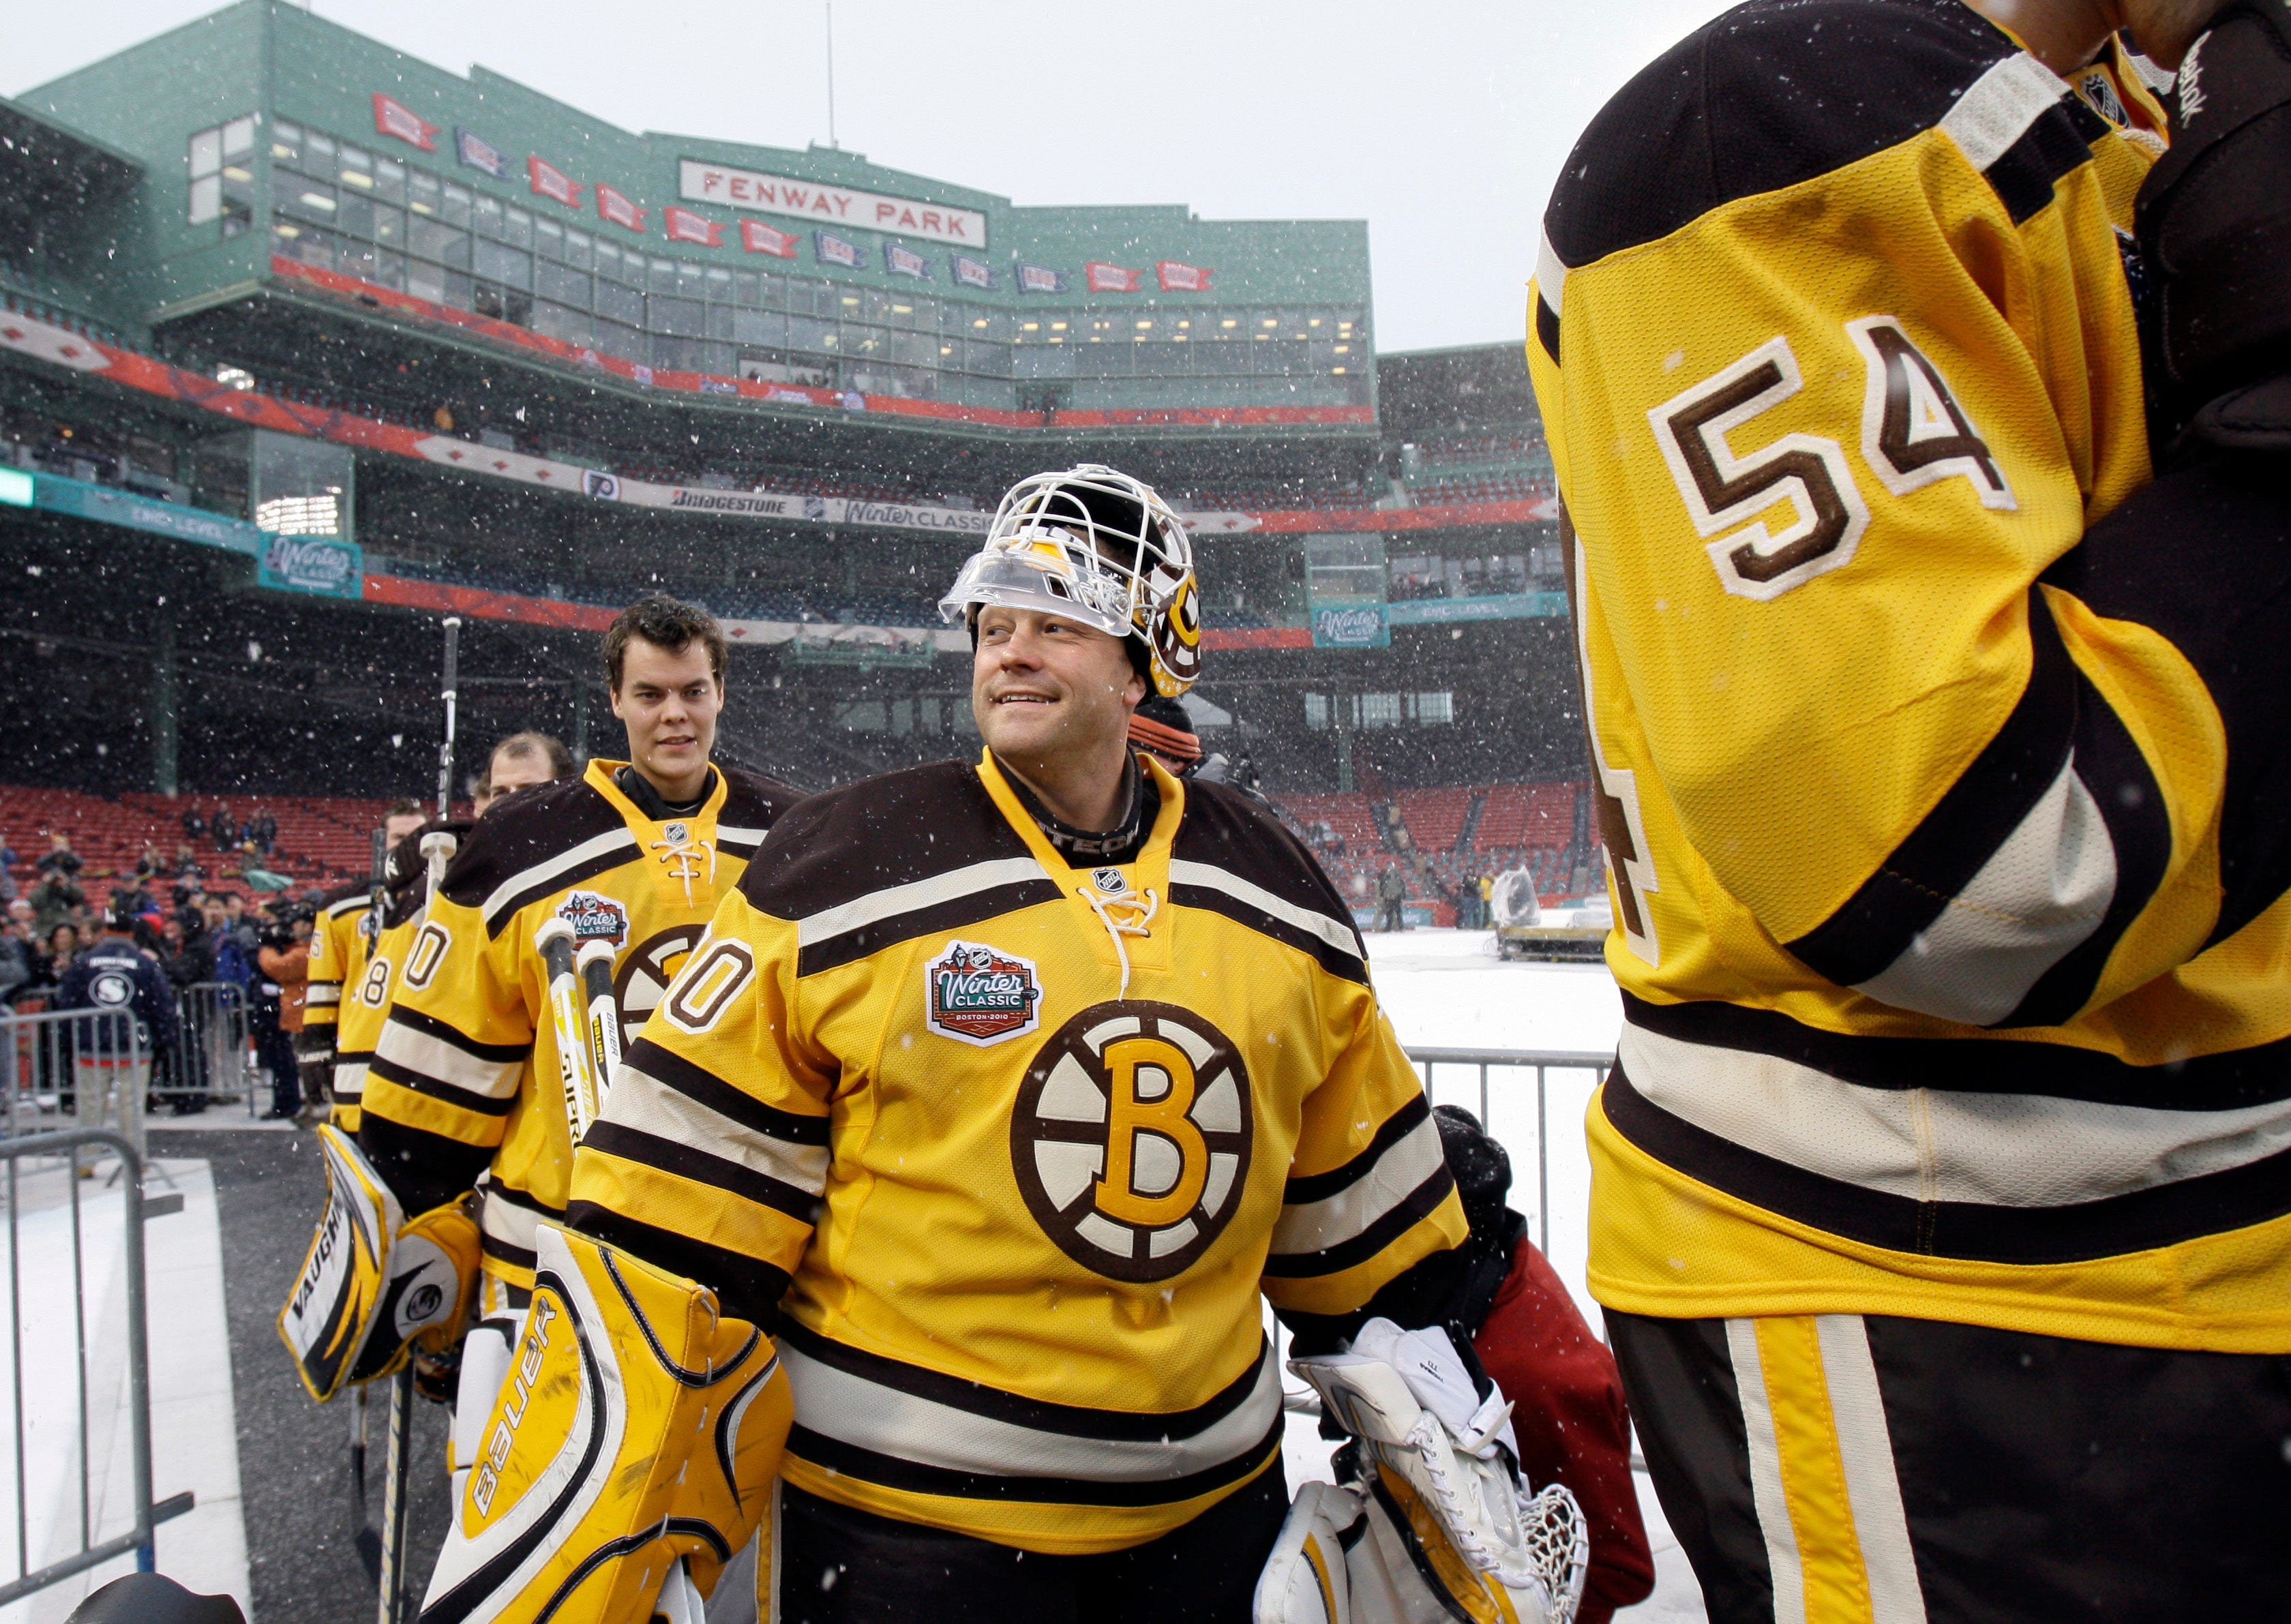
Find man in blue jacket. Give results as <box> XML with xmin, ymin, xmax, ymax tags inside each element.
<box><xmin>56</xmin><ymin>897</ymin><xmax>179</xmax><ymax>1146</ymax></box>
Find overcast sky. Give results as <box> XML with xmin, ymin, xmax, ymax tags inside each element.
<box><xmin>7</xmin><ymin>0</ymin><xmax>1739</xmax><ymax>353</ymax></box>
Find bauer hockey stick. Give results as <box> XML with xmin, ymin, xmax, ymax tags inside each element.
<box><xmin>535</xmin><ymin>914</ymin><xmax>710</xmax><ymax>1621</ymax></box>
<box><xmin>374</xmin><ymin>615</ymin><xmax>464</xmax><ymax>1624</ymax></box>
<box><xmin>536</xmin><ymin>918</ymin><xmax>605</xmax><ymax>1137</ymax></box>
<box><xmin>348</xmin><ymin>818</ymin><xmax>392</xmax><ymax>1585</ymax></box>
<box><xmin>577</xmin><ymin>937</ymin><xmax>624</xmax><ymax>1102</ymax></box>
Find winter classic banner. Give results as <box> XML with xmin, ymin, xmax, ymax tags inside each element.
<box><xmin>679</xmin><ymin>160</ymin><xmax>988</xmax><ymax>248</ymax></box>
<box><xmin>411</xmin><ymin>435</ymin><xmax>995</xmax><ymax>536</ymax></box>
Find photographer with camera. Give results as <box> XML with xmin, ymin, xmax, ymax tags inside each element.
<box><xmin>250</xmin><ymin>902</ymin><xmax>312</xmax><ymax>1122</ymax></box>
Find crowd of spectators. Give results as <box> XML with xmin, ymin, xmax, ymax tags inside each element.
<box><xmin>0</xmin><ymin>827</ymin><xmax>320</xmax><ymax>1119</ymax></box>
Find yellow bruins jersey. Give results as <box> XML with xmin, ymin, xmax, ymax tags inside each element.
<box><xmin>335</xmin><ymin>879</ymin><xmax>436</xmax><ymax>1134</ymax></box>
<box><xmin>361</xmin><ymin>760</ymin><xmax>797</xmax><ymax>1297</ymax></box>
<box><xmin>306</xmin><ymin>883</ymin><xmax>371</xmax><ymax>1128</ymax></box>
<box><xmin>1530</xmin><ymin>0</ymin><xmax>2291</xmax><ymax>1354</ymax></box>
<box><xmin>302</xmin><ymin>882</ymin><xmax>361</xmax><ymax>1042</ymax></box>
<box><xmin>566</xmin><ymin>751</ymin><xmax>1467</xmax><ymax>1554</ymax></box>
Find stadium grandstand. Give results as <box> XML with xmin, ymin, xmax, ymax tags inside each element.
<box><xmin>0</xmin><ymin>0</ymin><xmax>1600</xmax><ymax>925</ymax></box>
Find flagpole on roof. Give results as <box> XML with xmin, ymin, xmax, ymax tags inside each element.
<box><xmin>825</xmin><ymin>0</ymin><xmax>839</xmax><ymax>149</ymax></box>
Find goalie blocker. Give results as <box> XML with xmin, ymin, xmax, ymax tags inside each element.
<box><xmin>415</xmin><ymin>1222</ymin><xmax>791</xmax><ymax>1624</ymax></box>
<box><xmin>278</xmin><ymin>1125</ymin><xmax>481</xmax><ymax>1402</ymax></box>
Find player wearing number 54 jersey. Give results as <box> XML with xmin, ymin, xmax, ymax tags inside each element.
<box><xmin>1530</xmin><ymin>0</ymin><xmax>2291</xmax><ymax>1617</ymax></box>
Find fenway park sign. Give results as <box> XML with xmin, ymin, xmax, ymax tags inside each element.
<box><xmin>679</xmin><ymin>160</ymin><xmax>987</xmax><ymax>248</ymax></box>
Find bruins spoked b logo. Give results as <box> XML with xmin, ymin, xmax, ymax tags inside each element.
<box><xmin>1012</xmin><ymin>1002</ymin><xmax>1252</xmax><ymax>1282</ymax></box>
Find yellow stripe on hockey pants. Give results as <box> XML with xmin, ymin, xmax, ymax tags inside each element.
<box><xmin>1725</xmin><ymin>1315</ymin><xmax>1927</xmax><ymax>1624</ymax></box>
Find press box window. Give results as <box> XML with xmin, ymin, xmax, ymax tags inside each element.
<box><xmin>189</xmin><ymin>115</ymin><xmax>256</xmax><ymax>233</ymax></box>
<box><xmin>1304</xmin><ymin>691</ymin><xmax>1454</xmax><ymax>731</ymax></box>
<box><xmin>249</xmin><ymin>430</ymin><xmax>354</xmax><ymax>545</ymax></box>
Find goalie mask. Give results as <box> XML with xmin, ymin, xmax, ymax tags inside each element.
<box><xmin>940</xmin><ymin>463</ymin><xmax>1204</xmax><ymax>697</ymax></box>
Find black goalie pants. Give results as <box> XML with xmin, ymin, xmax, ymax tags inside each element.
<box><xmin>1607</xmin><ymin>1309</ymin><xmax>2291</xmax><ymax>1623</ymax></box>
<box><xmin>766</xmin><ymin>1468</ymin><xmax>1288</xmax><ymax>1624</ymax></box>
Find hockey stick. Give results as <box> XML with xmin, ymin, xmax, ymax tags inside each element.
<box><xmin>372</xmin><ymin>616</ymin><xmax>464</xmax><ymax>1624</ymax></box>
<box><xmin>374</xmin><ymin>1364</ymin><xmax>416</xmax><ymax>1624</ymax></box>
<box><xmin>576</xmin><ymin>938</ymin><xmax>624</xmax><ymax>1102</ymax></box>
<box><xmin>348</xmin><ymin>820</ymin><xmax>390</xmax><ymax>1584</ymax></box>
<box><xmin>350</xmin><ymin>1385</ymin><xmax>379</xmax><ymax>1581</ymax></box>
<box><xmin>434</xmin><ymin>616</ymin><xmax>462</xmax><ymax>824</ymax></box>
<box><xmin>536</xmin><ymin>919</ymin><xmax>603</xmax><ymax>1137</ymax></box>
<box><xmin>534</xmin><ymin>923</ymin><xmax>708</xmax><ymax>1622</ymax></box>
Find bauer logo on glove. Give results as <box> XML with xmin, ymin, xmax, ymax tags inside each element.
<box><xmin>277</xmin><ymin>1124</ymin><xmax>480</xmax><ymax>1402</ymax></box>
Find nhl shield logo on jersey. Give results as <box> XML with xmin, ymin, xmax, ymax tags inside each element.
<box><xmin>924</xmin><ymin>941</ymin><xmax>1043</xmax><ymax>1046</ymax></box>
<box><xmin>555</xmin><ymin>890</ymin><xmax>629</xmax><ymax>948</ymax></box>
<box><xmin>1011</xmin><ymin>1002</ymin><xmax>1253</xmax><ymax>1284</ymax></box>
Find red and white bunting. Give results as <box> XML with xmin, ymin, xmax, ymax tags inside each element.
<box><xmin>596</xmin><ymin>183</ymin><xmax>647</xmax><ymax>233</ymax></box>
<box><xmin>663</xmin><ymin>205</ymin><xmax>723</xmax><ymax>247</ymax></box>
<box><xmin>1085</xmin><ymin>261</ymin><xmax>1142</xmax><ymax>293</ymax></box>
<box><xmin>1156</xmin><ymin>260</ymin><xmax>1213</xmax><ymax>292</ymax></box>
<box><xmin>740</xmin><ymin>219</ymin><xmax>799</xmax><ymax>258</ymax></box>
<box><xmin>371</xmin><ymin>93</ymin><xmax>438</xmax><ymax>152</ymax></box>
<box><xmin>527</xmin><ymin>155</ymin><xmax>584</xmax><ymax>209</ymax></box>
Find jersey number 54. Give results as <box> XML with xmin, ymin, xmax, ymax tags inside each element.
<box><xmin>1649</xmin><ymin>318</ymin><xmax>2014</xmax><ymax>601</ymax></box>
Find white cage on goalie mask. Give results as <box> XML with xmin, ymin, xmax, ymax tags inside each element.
<box><xmin>939</xmin><ymin>463</ymin><xmax>1204</xmax><ymax>697</ymax></box>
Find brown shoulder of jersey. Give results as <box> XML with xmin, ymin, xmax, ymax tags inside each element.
<box><xmin>436</xmin><ymin>776</ymin><xmax>632</xmax><ymax>934</ymax></box>
<box><xmin>1171</xmin><ymin>781</ymin><xmax>1368</xmax><ymax>984</ymax></box>
<box><xmin>318</xmin><ymin>879</ymin><xmax>371</xmax><ymax>918</ymax></box>
<box><xmin>738</xmin><ymin>760</ymin><xmax>1060</xmax><ymax>976</ymax></box>
<box><xmin>714</xmin><ymin>766</ymin><xmax>807</xmax><ymax>859</ymax></box>
<box><xmin>1537</xmin><ymin>0</ymin><xmax>2108</xmax><ymax>359</ymax></box>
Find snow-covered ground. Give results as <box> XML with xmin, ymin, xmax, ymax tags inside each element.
<box><xmin>0</xmin><ymin>1156</ymin><xmax>249</xmax><ymax>1621</ymax></box>
<box><xmin>1366</xmin><ymin>927</ymin><xmax>1621</xmax><ymax>1325</ymax></box>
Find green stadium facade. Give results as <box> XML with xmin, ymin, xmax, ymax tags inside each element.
<box><xmin>0</xmin><ymin>2</ymin><xmax>1593</xmax><ymax>912</ymax></box>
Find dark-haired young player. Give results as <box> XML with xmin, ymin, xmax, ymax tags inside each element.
<box><xmin>278</xmin><ymin>595</ymin><xmax>801</xmax><ymax>1590</ymax></box>
<box><xmin>421</xmin><ymin>466</ymin><xmax>1587</xmax><ymax>1623</ymax></box>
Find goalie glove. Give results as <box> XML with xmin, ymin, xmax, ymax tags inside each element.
<box><xmin>1278</xmin><ymin>1319</ymin><xmax>1589</xmax><ymax>1624</ymax></box>
<box><xmin>277</xmin><ymin>1124</ymin><xmax>479</xmax><ymax>1402</ymax></box>
<box><xmin>416</xmin><ymin>1222</ymin><xmax>792</xmax><ymax>1624</ymax></box>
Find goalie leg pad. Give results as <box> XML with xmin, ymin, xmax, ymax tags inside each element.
<box><xmin>1253</xmin><ymin>1481</ymin><xmax>1362</xmax><ymax>1624</ymax></box>
<box><xmin>417</xmin><ymin>1222</ymin><xmax>791</xmax><ymax>1624</ymax></box>
<box><xmin>277</xmin><ymin>1124</ymin><xmax>479</xmax><ymax>1402</ymax></box>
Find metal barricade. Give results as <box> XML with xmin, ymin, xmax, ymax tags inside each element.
<box><xmin>1405</xmin><ymin>1045</ymin><xmax>1614</xmax><ymax>1253</ymax></box>
<box><xmin>0</xmin><ymin>1007</ymin><xmax>149</xmax><ymax>1156</ymax></box>
<box><xmin>0</xmin><ymin>1128</ymin><xmax>192</xmax><ymax>1605</ymax></box>
<box><xmin>153</xmin><ymin>983</ymin><xmax>252</xmax><ymax>1119</ymax></box>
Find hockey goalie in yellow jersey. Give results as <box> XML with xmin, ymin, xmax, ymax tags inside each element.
<box><xmin>416</xmin><ymin>465</ymin><xmax>1596</xmax><ymax>1623</ymax></box>
<box><xmin>1531</xmin><ymin>0</ymin><xmax>2291</xmax><ymax>1615</ymax></box>
<box><xmin>278</xmin><ymin>595</ymin><xmax>806</xmax><ymax>1620</ymax></box>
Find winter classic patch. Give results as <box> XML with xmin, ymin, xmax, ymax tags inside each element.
<box><xmin>556</xmin><ymin>890</ymin><xmax>630</xmax><ymax>948</ymax></box>
<box><xmin>924</xmin><ymin>940</ymin><xmax>1043</xmax><ymax>1046</ymax></box>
